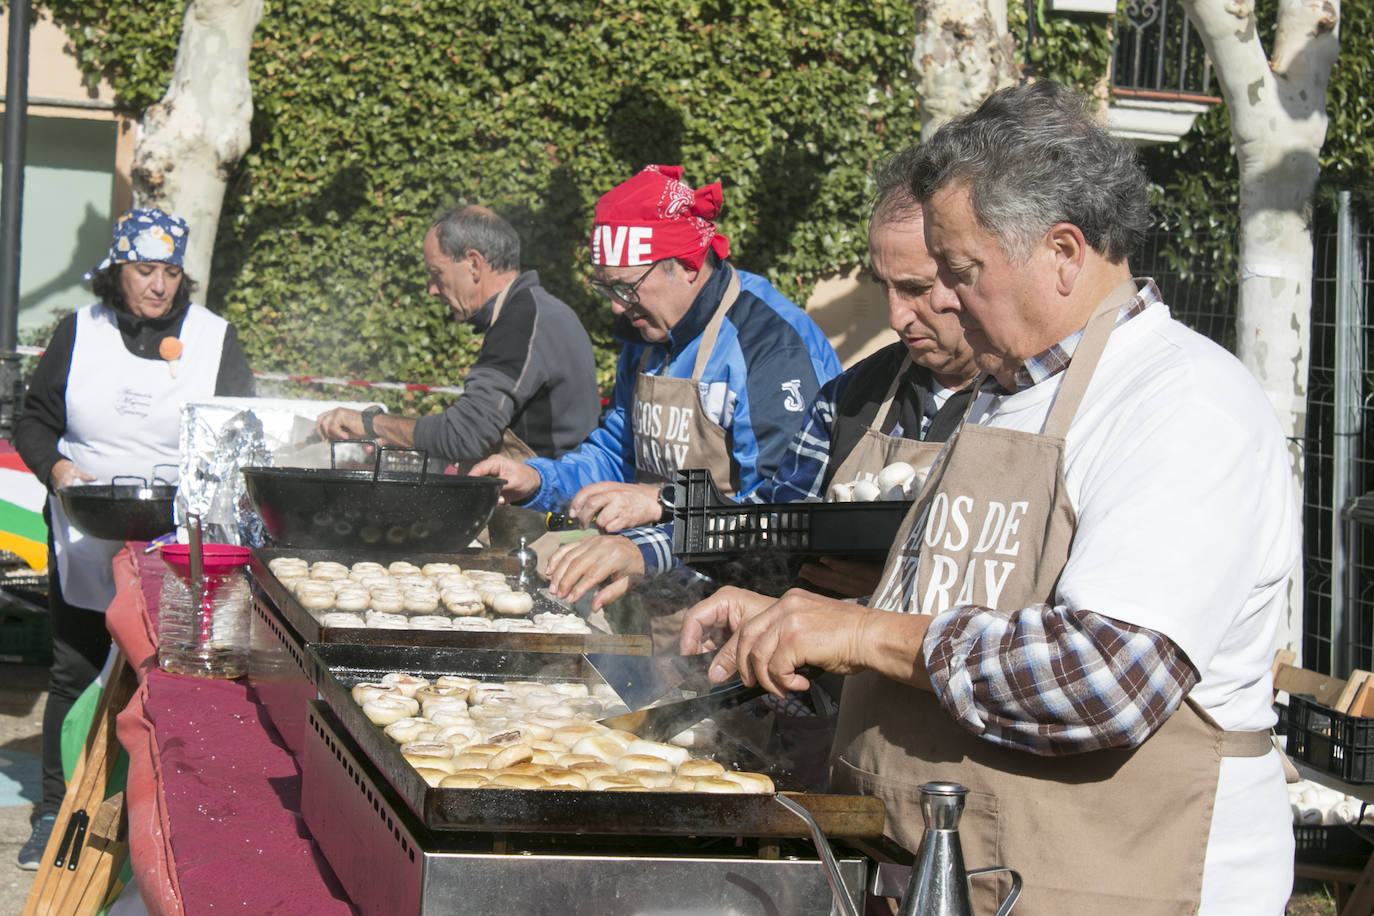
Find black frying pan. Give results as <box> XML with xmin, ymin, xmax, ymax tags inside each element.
<box><xmin>57</xmin><ymin>474</ymin><xmax>177</xmax><ymax>542</ymax></box>
<box><xmin>241</xmin><ymin>444</ymin><xmax>504</xmax><ymax>553</ymax></box>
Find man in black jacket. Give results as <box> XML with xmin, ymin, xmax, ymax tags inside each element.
<box><xmin>316</xmin><ymin>206</ymin><xmax>599</xmax><ymax>466</ymax></box>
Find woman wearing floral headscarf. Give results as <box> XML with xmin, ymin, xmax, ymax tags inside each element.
<box><xmin>12</xmin><ymin>207</ymin><xmax>253</xmax><ymax>868</ymax></box>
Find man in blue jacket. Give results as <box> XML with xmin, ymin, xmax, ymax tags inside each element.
<box><xmin>473</xmin><ymin>165</ymin><xmax>840</xmax><ymax>611</ymax></box>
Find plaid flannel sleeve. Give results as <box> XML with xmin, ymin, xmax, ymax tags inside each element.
<box><xmin>624</xmin><ymin>524</ymin><xmax>675</xmax><ymax>575</ymax></box>
<box><xmin>923</xmin><ymin>604</ymin><xmax>1199</xmax><ymax>755</ymax></box>
<box><xmin>743</xmin><ymin>382</ymin><xmax>839</xmax><ymax>505</ymax></box>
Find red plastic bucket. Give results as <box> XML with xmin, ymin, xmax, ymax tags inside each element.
<box><xmin>161</xmin><ymin>543</ymin><xmax>252</xmax><ymax>578</ymax></box>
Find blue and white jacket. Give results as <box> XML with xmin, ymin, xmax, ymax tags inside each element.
<box><xmin>521</xmin><ymin>261</ymin><xmax>841</xmax><ymax>568</ymax></box>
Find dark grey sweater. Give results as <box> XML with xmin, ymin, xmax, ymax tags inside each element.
<box><xmin>413</xmin><ymin>270</ymin><xmax>599</xmax><ymax>463</ymax></box>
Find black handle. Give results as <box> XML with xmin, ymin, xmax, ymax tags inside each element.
<box><xmin>51</xmin><ymin>808</ymin><xmax>84</xmax><ymax>869</ymax></box>
<box><xmin>67</xmin><ymin>811</ymin><xmax>88</xmax><ymax>871</ymax></box>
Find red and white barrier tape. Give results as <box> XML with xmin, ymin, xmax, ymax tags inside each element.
<box><xmin>252</xmin><ymin>371</ymin><xmax>465</xmax><ymax>396</ymax></box>
<box><xmin>16</xmin><ymin>346</ymin><xmax>465</xmax><ymax>396</ymax></box>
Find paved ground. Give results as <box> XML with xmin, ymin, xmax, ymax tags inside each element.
<box><xmin>0</xmin><ymin>663</ymin><xmax>46</xmax><ymax>916</ymax></box>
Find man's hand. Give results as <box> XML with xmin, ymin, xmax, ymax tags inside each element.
<box><xmin>679</xmin><ymin>585</ymin><xmax>777</xmax><ymax>664</ymax></box>
<box><xmin>545</xmin><ymin>534</ymin><xmax>645</xmax><ymax>611</ymax></box>
<box><xmin>682</xmin><ymin>586</ymin><xmax>900</xmax><ymax>697</ymax></box>
<box><xmin>315</xmin><ymin>407</ymin><xmax>367</xmax><ymax>442</ymax></box>
<box><xmin>569</xmin><ymin>482</ymin><xmax>665</xmax><ymax>532</ymax></box>
<box><xmin>797</xmin><ymin>556</ymin><xmax>886</xmax><ymax>598</ymax></box>
<box><xmin>50</xmin><ymin>459</ymin><xmax>96</xmax><ymax>491</ymax></box>
<box><xmin>315</xmin><ymin>408</ymin><xmax>417</xmax><ymax>449</ymax></box>
<box><xmin>468</xmin><ymin>455</ymin><xmax>542</xmax><ymax>504</ymax></box>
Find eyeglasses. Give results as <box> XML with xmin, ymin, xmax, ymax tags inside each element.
<box><xmin>589</xmin><ymin>260</ymin><xmax>661</xmax><ymax>307</ymax></box>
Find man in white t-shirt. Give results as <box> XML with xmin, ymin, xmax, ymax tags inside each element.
<box><xmin>680</xmin><ymin>80</ymin><xmax>1299</xmax><ymax>915</ymax></box>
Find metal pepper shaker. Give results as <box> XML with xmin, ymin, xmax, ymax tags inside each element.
<box><xmin>898</xmin><ymin>782</ymin><xmax>1021</xmax><ymax>916</ymax></box>
<box><xmin>509</xmin><ymin>535</ymin><xmax>539</xmax><ymax>589</ymax></box>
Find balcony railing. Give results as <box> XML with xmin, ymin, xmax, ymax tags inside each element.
<box><xmin>1111</xmin><ymin>0</ymin><xmax>1220</xmax><ymax>103</ymax></box>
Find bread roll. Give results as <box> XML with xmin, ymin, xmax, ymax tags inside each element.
<box><xmin>490</xmin><ymin>772</ymin><xmax>547</xmax><ymax>789</ymax></box>
<box><xmin>676</xmin><ymin>759</ymin><xmax>726</xmax><ymax>779</ymax></box>
<box><xmin>538</xmin><ymin>767</ymin><xmax>589</xmax><ymax>790</ymax></box>
<box><xmin>571</xmin><ymin>734</ymin><xmax>630</xmax><ymax>762</ymax></box>
<box><xmin>626</xmin><ymin>739</ymin><xmax>689</xmax><ymax>770</ymax></box>
<box><xmin>488</xmin><ymin>744</ymin><xmax>535</xmax><ymax>769</ymax></box>
<box><xmin>403</xmin><ymin>753</ymin><xmax>458</xmax><ymax>774</ymax></box>
<box><xmin>414</xmin><ymin>766</ymin><xmax>451</xmax><ymax>787</ymax></box>
<box><xmin>626</xmin><ymin>769</ymin><xmax>675</xmax><ymax>789</ymax></box>
<box><xmin>615</xmin><ymin>754</ymin><xmax>674</xmax><ymax>775</ymax></box>
<box><xmin>553</xmin><ymin>724</ymin><xmax>605</xmax><ymax>746</ymax></box>
<box><xmin>568</xmin><ymin>761</ymin><xmax>617</xmax><ymax>780</ymax></box>
<box><xmin>439</xmin><ymin>773</ymin><xmax>491</xmax><ymax>789</ymax></box>
<box><xmin>453</xmin><ymin>752</ymin><xmax>500</xmax><ymax>771</ymax></box>
<box><xmin>718</xmin><ymin>771</ymin><xmax>775</xmax><ymax>794</ymax></box>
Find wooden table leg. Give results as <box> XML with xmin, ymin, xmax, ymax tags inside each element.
<box><xmin>22</xmin><ymin>657</ymin><xmax>136</xmax><ymax>916</ymax></box>
<box><xmin>1339</xmin><ymin>851</ymin><xmax>1374</xmax><ymax>916</ymax></box>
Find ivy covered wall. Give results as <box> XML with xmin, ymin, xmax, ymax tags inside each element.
<box><xmin>36</xmin><ymin>0</ymin><xmax>1374</xmax><ymax>415</ymax></box>
<box><xmin>44</xmin><ymin>0</ymin><xmax>927</xmax><ymax>411</ymax></box>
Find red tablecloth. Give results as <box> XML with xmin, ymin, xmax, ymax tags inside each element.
<box><xmin>106</xmin><ymin>546</ymin><xmax>354</xmax><ymax>915</ymax></box>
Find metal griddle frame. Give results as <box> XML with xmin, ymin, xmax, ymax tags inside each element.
<box><xmin>306</xmin><ymin>641</ymin><xmax>886</xmax><ymax>840</ymax></box>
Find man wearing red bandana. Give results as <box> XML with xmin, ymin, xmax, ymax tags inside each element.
<box><xmin>473</xmin><ymin>165</ymin><xmax>840</xmax><ymax>617</ymax></box>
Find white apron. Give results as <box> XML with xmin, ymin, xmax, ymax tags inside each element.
<box><xmin>51</xmin><ymin>303</ymin><xmax>227</xmax><ymax>610</ymax></box>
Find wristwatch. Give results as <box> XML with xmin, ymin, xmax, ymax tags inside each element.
<box><xmin>360</xmin><ymin>405</ymin><xmax>384</xmax><ymax>439</ymax></box>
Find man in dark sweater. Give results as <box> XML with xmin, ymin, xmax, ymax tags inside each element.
<box><xmin>316</xmin><ymin>206</ymin><xmax>599</xmax><ymax>466</ymax></box>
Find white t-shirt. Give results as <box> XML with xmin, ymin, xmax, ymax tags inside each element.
<box><xmin>968</xmin><ymin>300</ymin><xmax>1299</xmax><ymax>913</ymax></box>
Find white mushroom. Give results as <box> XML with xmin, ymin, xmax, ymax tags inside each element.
<box><xmin>851</xmin><ymin>480</ymin><xmax>882</xmax><ymax>502</ymax></box>
<box><xmin>876</xmin><ymin>461</ymin><xmax>917</xmax><ymax>500</ymax></box>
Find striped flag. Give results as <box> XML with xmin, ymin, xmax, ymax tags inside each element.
<box><xmin>0</xmin><ymin>441</ymin><xmax>48</xmax><ymax>570</ymax></box>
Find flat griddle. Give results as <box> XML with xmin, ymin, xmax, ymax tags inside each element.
<box><xmin>250</xmin><ymin>547</ymin><xmax>650</xmax><ymax>655</ymax></box>
<box><xmin>307</xmin><ymin>642</ymin><xmax>885</xmax><ymax>839</ymax></box>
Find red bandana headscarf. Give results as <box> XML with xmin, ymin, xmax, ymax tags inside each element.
<box><xmin>590</xmin><ymin>165</ymin><xmax>731</xmax><ymax>270</ymax></box>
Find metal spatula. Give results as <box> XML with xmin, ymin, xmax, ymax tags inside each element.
<box><xmin>597</xmin><ymin>676</ymin><xmax>767</xmax><ymax>742</ymax></box>
<box><xmin>583</xmin><ymin>651</ymin><xmax>717</xmax><ymax>712</ymax></box>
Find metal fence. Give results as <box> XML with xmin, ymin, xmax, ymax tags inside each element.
<box><xmin>1138</xmin><ymin>194</ymin><xmax>1374</xmax><ymax>677</ymax></box>
<box><xmin>1112</xmin><ymin>0</ymin><xmax>1217</xmax><ymax>101</ymax></box>
<box><xmin>1302</xmin><ymin>196</ymin><xmax>1373</xmax><ymax>676</ymax></box>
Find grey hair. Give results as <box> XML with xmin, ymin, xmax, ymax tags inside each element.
<box><xmin>430</xmin><ymin>205</ymin><xmax>521</xmax><ymax>272</ymax></box>
<box><xmin>869</xmin><ymin>144</ymin><xmax>925</xmax><ymax>229</ymax></box>
<box><xmin>910</xmin><ymin>80</ymin><xmax>1151</xmax><ymax>264</ymax></box>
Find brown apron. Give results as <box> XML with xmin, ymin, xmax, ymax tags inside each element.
<box><xmin>631</xmin><ymin>269</ymin><xmax>741</xmax><ymax>651</ymax></box>
<box><xmin>827</xmin><ymin>354</ymin><xmax>947</xmax><ymax>489</ymax></box>
<box><xmin>774</xmin><ymin>357</ymin><xmax>951</xmax><ymax>791</ymax></box>
<box><xmin>631</xmin><ymin>268</ymin><xmax>741</xmax><ymax>497</ymax></box>
<box><xmin>832</xmin><ymin>280</ymin><xmax>1273</xmax><ymax>915</ymax></box>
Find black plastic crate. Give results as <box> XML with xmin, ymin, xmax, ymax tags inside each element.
<box><xmin>1295</xmin><ymin>823</ymin><xmax>1374</xmax><ymax>869</ymax></box>
<box><xmin>1286</xmin><ymin>694</ymin><xmax>1374</xmax><ymax>784</ymax></box>
<box><xmin>0</xmin><ymin>606</ymin><xmax>52</xmax><ymax>666</ymax></box>
<box><xmin>666</xmin><ymin>469</ymin><xmax>912</xmax><ymax>564</ymax></box>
